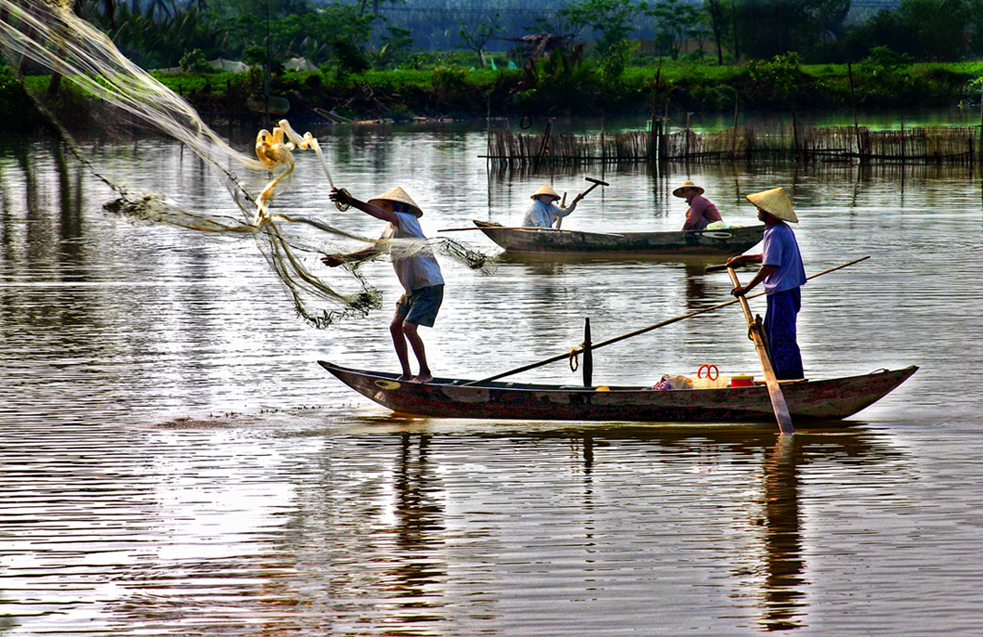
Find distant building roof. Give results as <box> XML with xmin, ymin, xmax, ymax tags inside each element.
<box><xmin>284</xmin><ymin>57</ymin><xmax>317</xmax><ymax>71</ymax></box>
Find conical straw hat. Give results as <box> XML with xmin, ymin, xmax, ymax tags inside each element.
<box><xmin>530</xmin><ymin>184</ymin><xmax>561</xmax><ymax>201</ymax></box>
<box><xmin>672</xmin><ymin>179</ymin><xmax>705</xmax><ymax>198</ymax></box>
<box><xmin>745</xmin><ymin>187</ymin><xmax>798</xmax><ymax>223</ymax></box>
<box><xmin>369</xmin><ymin>186</ymin><xmax>423</xmax><ymax>217</ymax></box>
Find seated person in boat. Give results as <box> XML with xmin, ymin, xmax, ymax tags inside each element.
<box><xmin>522</xmin><ymin>184</ymin><xmax>582</xmax><ymax>228</ymax></box>
<box><xmin>674</xmin><ymin>179</ymin><xmax>723</xmax><ymax>231</ymax></box>
<box><xmin>727</xmin><ymin>187</ymin><xmax>806</xmax><ymax>381</ymax></box>
<box><xmin>322</xmin><ymin>187</ymin><xmax>444</xmax><ymax>384</ymax></box>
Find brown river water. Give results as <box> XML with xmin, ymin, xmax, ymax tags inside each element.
<box><xmin>1</xmin><ymin>117</ymin><xmax>982</xmax><ymax>635</ymax></box>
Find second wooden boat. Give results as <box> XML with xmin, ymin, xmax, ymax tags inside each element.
<box><xmin>471</xmin><ymin>220</ymin><xmax>764</xmax><ymax>255</ymax></box>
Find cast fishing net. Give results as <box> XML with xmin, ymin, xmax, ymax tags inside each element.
<box><xmin>0</xmin><ymin>0</ymin><xmax>493</xmax><ymax>327</ymax></box>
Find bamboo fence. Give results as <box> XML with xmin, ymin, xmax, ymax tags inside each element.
<box><xmin>484</xmin><ymin>122</ymin><xmax>982</xmax><ymax>165</ymax></box>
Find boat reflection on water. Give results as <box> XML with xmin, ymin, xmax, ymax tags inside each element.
<box><xmin>493</xmin><ymin>250</ymin><xmax>742</xmax><ymax>269</ymax></box>
<box><xmin>291</xmin><ymin>421</ymin><xmax>902</xmax><ymax>633</ymax></box>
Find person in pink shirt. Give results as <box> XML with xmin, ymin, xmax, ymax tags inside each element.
<box><xmin>673</xmin><ymin>179</ymin><xmax>723</xmax><ymax>231</ymax></box>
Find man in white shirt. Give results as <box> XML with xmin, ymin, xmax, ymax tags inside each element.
<box><xmin>522</xmin><ymin>184</ymin><xmax>582</xmax><ymax>228</ymax></box>
<box><xmin>323</xmin><ymin>187</ymin><xmax>444</xmax><ymax>383</ymax></box>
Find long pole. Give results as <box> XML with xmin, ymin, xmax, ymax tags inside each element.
<box><xmin>728</xmin><ymin>267</ymin><xmax>794</xmax><ymax>434</ymax></box>
<box><xmin>466</xmin><ymin>256</ymin><xmax>869</xmax><ymax>386</ymax></box>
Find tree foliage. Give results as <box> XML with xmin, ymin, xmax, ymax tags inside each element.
<box><xmin>733</xmin><ymin>0</ymin><xmax>849</xmax><ymax>61</ymax></box>
<box><xmin>559</xmin><ymin>0</ymin><xmax>648</xmax><ymax>55</ymax></box>
<box><xmin>96</xmin><ymin>4</ymin><xmax>221</xmax><ymax>68</ymax></box>
<box><xmin>647</xmin><ymin>0</ymin><xmax>704</xmax><ymax>61</ymax></box>
<box><xmin>222</xmin><ymin>3</ymin><xmax>376</xmax><ymax>67</ymax></box>
<box><xmin>845</xmin><ymin>0</ymin><xmax>975</xmax><ymax>62</ymax></box>
<box><xmin>457</xmin><ymin>14</ymin><xmax>504</xmax><ymax>67</ymax></box>
<box><xmin>72</xmin><ymin>0</ymin><xmax>983</xmax><ymax>77</ymax></box>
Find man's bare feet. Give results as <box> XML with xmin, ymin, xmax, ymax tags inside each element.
<box><xmin>412</xmin><ymin>374</ymin><xmax>433</xmax><ymax>384</ymax></box>
<box><xmin>397</xmin><ymin>374</ymin><xmax>413</xmax><ymax>381</ymax></box>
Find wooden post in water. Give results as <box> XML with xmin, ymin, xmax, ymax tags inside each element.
<box><xmin>848</xmin><ymin>62</ymin><xmax>865</xmax><ymax>161</ymax></box>
<box><xmin>658</xmin><ymin>119</ymin><xmax>667</xmax><ymax>163</ymax></box>
<box><xmin>583</xmin><ymin>318</ymin><xmax>593</xmax><ymax>387</ymax></box>
<box><xmin>685</xmin><ymin>112</ymin><xmax>692</xmax><ymax>160</ymax></box>
<box><xmin>649</xmin><ymin>61</ymin><xmax>662</xmax><ymax>163</ymax></box>
<box><xmin>534</xmin><ymin>121</ymin><xmax>552</xmax><ymax>171</ymax></box>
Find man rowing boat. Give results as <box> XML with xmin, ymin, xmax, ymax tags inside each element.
<box><xmin>727</xmin><ymin>187</ymin><xmax>806</xmax><ymax>381</ymax></box>
<box><xmin>521</xmin><ymin>184</ymin><xmax>582</xmax><ymax>228</ymax></box>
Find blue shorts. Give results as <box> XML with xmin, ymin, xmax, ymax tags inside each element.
<box><xmin>395</xmin><ymin>284</ymin><xmax>444</xmax><ymax>327</ymax></box>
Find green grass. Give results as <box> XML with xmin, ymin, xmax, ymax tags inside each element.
<box><xmin>7</xmin><ymin>57</ymin><xmax>983</xmax><ymax>126</ymax></box>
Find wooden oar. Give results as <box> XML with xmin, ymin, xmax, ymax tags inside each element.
<box><xmin>557</xmin><ymin>177</ymin><xmax>608</xmax><ymax>230</ymax></box>
<box><xmin>579</xmin><ymin>176</ymin><xmax>609</xmax><ymax>198</ymax></box>
<box><xmin>438</xmin><ymin>225</ymin><xmax>563</xmax><ymax>233</ymax></box>
<box><xmin>464</xmin><ymin>256</ymin><xmax>869</xmax><ymax>386</ymax></box>
<box><xmin>556</xmin><ymin>191</ymin><xmax>566</xmax><ymax>230</ymax></box>
<box><xmin>727</xmin><ymin>267</ymin><xmax>795</xmax><ymax>434</ymax></box>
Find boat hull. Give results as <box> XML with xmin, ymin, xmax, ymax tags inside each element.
<box><xmin>318</xmin><ymin>362</ymin><xmax>917</xmax><ymax>423</ymax></box>
<box><xmin>474</xmin><ymin>221</ymin><xmax>764</xmax><ymax>255</ymax></box>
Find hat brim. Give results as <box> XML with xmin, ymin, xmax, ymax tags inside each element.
<box><xmin>672</xmin><ymin>186</ymin><xmax>704</xmax><ymax>198</ymax></box>
<box><xmin>746</xmin><ymin>188</ymin><xmax>797</xmax><ymax>223</ymax></box>
<box><xmin>369</xmin><ymin>187</ymin><xmax>423</xmax><ymax>217</ymax></box>
<box><xmin>369</xmin><ymin>198</ymin><xmax>423</xmax><ymax>217</ymax></box>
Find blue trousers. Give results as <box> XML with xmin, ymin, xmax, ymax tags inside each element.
<box><xmin>764</xmin><ymin>288</ymin><xmax>804</xmax><ymax>380</ymax></box>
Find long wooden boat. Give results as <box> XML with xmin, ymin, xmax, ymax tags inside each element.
<box><xmin>472</xmin><ymin>220</ymin><xmax>764</xmax><ymax>255</ymax></box>
<box><xmin>318</xmin><ymin>361</ymin><xmax>917</xmax><ymax>424</ymax></box>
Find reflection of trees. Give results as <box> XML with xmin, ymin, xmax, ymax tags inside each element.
<box><xmin>54</xmin><ymin>141</ymin><xmax>85</xmax><ymax>270</ymax></box>
<box><xmin>1</xmin><ymin>139</ymin><xmax>91</xmax><ymax>327</ymax></box>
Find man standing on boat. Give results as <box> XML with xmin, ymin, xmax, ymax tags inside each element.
<box><xmin>522</xmin><ymin>184</ymin><xmax>582</xmax><ymax>228</ymax></box>
<box><xmin>322</xmin><ymin>187</ymin><xmax>444</xmax><ymax>384</ymax></box>
<box><xmin>674</xmin><ymin>179</ymin><xmax>723</xmax><ymax>231</ymax></box>
<box><xmin>726</xmin><ymin>187</ymin><xmax>806</xmax><ymax>380</ymax></box>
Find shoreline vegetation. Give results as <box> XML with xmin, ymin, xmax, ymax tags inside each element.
<box><xmin>5</xmin><ymin>54</ymin><xmax>983</xmax><ymax>131</ymax></box>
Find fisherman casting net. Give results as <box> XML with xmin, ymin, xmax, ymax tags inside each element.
<box><xmin>0</xmin><ymin>0</ymin><xmax>494</xmax><ymax>328</ymax></box>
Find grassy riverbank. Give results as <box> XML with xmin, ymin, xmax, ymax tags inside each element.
<box><xmin>5</xmin><ymin>57</ymin><xmax>983</xmax><ymax>129</ymax></box>
<box><xmin>159</xmin><ymin>58</ymin><xmax>983</xmax><ymax>122</ymax></box>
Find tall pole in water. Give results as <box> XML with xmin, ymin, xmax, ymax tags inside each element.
<box><xmin>264</xmin><ymin>4</ymin><xmax>271</xmax><ymax>129</ymax></box>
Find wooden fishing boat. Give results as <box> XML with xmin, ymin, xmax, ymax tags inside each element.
<box><xmin>318</xmin><ymin>361</ymin><xmax>917</xmax><ymax>424</ymax></box>
<box><xmin>471</xmin><ymin>220</ymin><xmax>764</xmax><ymax>255</ymax></box>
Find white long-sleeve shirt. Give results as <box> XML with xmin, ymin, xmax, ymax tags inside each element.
<box><xmin>521</xmin><ymin>198</ymin><xmax>578</xmax><ymax>228</ymax></box>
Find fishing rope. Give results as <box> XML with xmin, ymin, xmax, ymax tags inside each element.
<box><xmin>568</xmin><ymin>347</ymin><xmax>581</xmax><ymax>371</ymax></box>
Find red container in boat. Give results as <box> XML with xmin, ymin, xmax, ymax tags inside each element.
<box><xmin>730</xmin><ymin>375</ymin><xmax>754</xmax><ymax>387</ymax></box>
